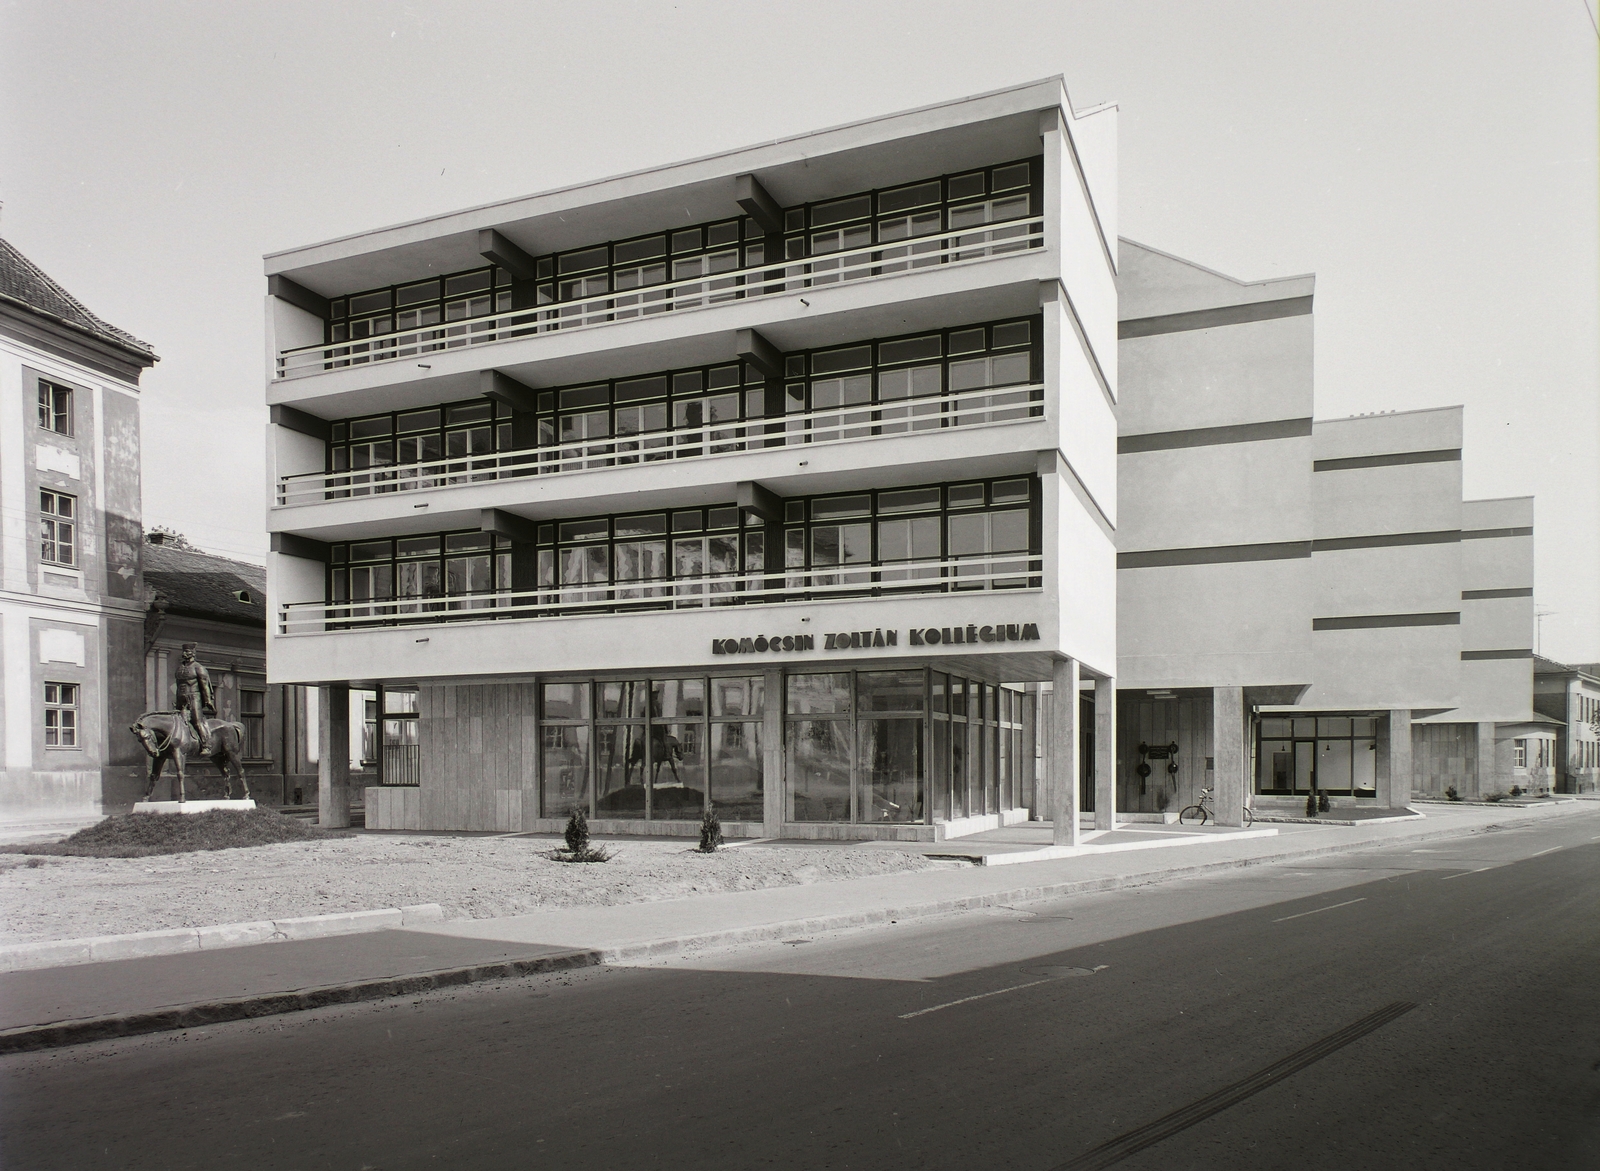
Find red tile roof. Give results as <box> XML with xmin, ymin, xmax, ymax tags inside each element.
<box><xmin>0</xmin><ymin>237</ymin><xmax>156</xmax><ymax>362</ymax></box>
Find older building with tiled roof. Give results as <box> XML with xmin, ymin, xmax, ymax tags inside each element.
<box><xmin>1</xmin><ymin>238</ymin><xmax>158</xmax><ymax>822</ymax></box>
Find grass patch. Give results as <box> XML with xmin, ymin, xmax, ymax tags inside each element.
<box><xmin>0</xmin><ymin>809</ymin><xmax>339</xmax><ymax>859</ymax></box>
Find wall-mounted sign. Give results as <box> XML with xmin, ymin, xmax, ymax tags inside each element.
<box><xmin>711</xmin><ymin>623</ymin><xmax>1039</xmax><ymax>656</ymax></box>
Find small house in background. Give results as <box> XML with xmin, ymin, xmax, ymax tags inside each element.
<box><xmin>1534</xmin><ymin>656</ymin><xmax>1600</xmax><ymax>795</ymax></box>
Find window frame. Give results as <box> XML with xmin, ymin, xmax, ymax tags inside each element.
<box><xmin>39</xmin><ymin>488</ymin><xmax>77</xmax><ymax>567</ymax></box>
<box><xmin>37</xmin><ymin>380</ymin><xmax>74</xmax><ymax>436</ymax></box>
<box><xmin>43</xmin><ymin>681</ymin><xmax>80</xmax><ymax>749</ymax></box>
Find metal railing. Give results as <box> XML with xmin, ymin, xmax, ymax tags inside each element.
<box><xmin>278</xmin><ymin>553</ymin><xmax>1043</xmax><ymax>635</ymax></box>
<box><xmin>275</xmin><ymin>383</ymin><xmax>1045</xmax><ymax>506</ymax></box>
<box><xmin>275</xmin><ymin>216</ymin><xmax>1045</xmax><ymax>378</ymax></box>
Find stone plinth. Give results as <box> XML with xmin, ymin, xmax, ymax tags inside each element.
<box><xmin>131</xmin><ymin>800</ymin><xmax>257</xmax><ymax>815</ymax></box>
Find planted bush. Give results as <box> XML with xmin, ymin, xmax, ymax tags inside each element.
<box><xmin>553</xmin><ymin>808</ymin><xmax>611</xmax><ymax>863</ymax></box>
<box><xmin>1445</xmin><ymin>785</ymin><xmax>1460</xmax><ymax>802</ymax></box>
<box><xmin>698</xmin><ymin>808</ymin><xmax>724</xmax><ymax>853</ymax></box>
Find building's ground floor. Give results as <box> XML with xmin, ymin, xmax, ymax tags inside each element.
<box><xmin>318</xmin><ymin>657</ymin><xmax>1517</xmax><ymax>839</ymax></box>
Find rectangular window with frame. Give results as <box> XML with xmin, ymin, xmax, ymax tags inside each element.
<box><xmin>38</xmin><ymin>381</ymin><xmax>73</xmax><ymax>436</ymax></box>
<box><xmin>40</xmin><ymin>489</ymin><xmax>76</xmax><ymax>566</ymax></box>
<box><xmin>1513</xmin><ymin>739</ymin><xmax>1527</xmax><ymax>769</ymax></box>
<box><xmin>240</xmin><ymin>689</ymin><xmax>266</xmax><ymax>759</ymax></box>
<box><xmin>44</xmin><ymin>682</ymin><xmax>79</xmax><ymax>747</ymax></box>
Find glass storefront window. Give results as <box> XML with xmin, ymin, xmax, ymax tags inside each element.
<box><xmin>1257</xmin><ymin>714</ymin><xmax>1380</xmax><ymax>798</ymax></box>
<box><xmin>787</xmin><ymin>719</ymin><xmax>852</xmax><ymax>822</ymax></box>
<box><xmin>541</xmin><ymin>725</ymin><xmax>590</xmax><ymax>817</ymax></box>
<box><xmin>542</xmin><ymin>682</ymin><xmax>590</xmax><ymax>721</ymax></box>
<box><xmin>648</xmin><ymin>722</ymin><xmax>705</xmax><ymax>819</ymax></box>
<box><xmin>712</xmin><ymin>676</ymin><xmax>763</xmax><ymax>718</ymax></box>
<box><xmin>595</xmin><ymin>724</ymin><xmax>649</xmax><ymax>818</ymax></box>
<box><xmin>710</xmin><ymin>721</ymin><xmax>763</xmax><ymax>821</ymax></box>
<box><xmin>787</xmin><ymin>673</ymin><xmax>851</xmax><ymax>715</ymax></box>
<box><xmin>858</xmin><ymin>670</ymin><xmax>924</xmax><ymax>712</ymax></box>
<box><xmin>859</xmin><ymin>718</ymin><xmax>924</xmax><ymax>823</ymax></box>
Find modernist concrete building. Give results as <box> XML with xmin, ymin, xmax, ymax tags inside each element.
<box><xmin>0</xmin><ymin>238</ymin><xmax>158</xmax><ymax>822</ymax></box>
<box><xmin>263</xmin><ymin>79</ymin><xmax>1536</xmax><ymax>837</ymax></box>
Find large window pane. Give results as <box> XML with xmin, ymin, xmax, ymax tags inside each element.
<box><xmin>541</xmin><ymin>725</ymin><xmax>590</xmax><ymax>817</ymax></box>
<box><xmin>595</xmin><ymin>724</ymin><xmax>648</xmax><ymax>818</ymax></box>
<box><xmin>651</xmin><ymin>678</ymin><xmax>705</xmax><ymax>719</ymax></box>
<box><xmin>712</xmin><ymin>676</ymin><xmax>764</xmax><ymax>718</ymax></box>
<box><xmin>600</xmin><ymin>680</ymin><xmax>648</xmax><ymax>720</ymax></box>
<box><xmin>858</xmin><ymin>670</ymin><xmax>925</xmax><ymax>713</ymax></box>
<box><xmin>649</xmin><ymin>722</ymin><xmax>706</xmax><ymax>819</ymax></box>
<box><xmin>787</xmin><ymin>673</ymin><xmax>851</xmax><ymax>715</ymax></box>
<box><xmin>542</xmin><ymin>682</ymin><xmax>589</xmax><ymax>721</ymax></box>
<box><xmin>711</xmin><ymin>721</ymin><xmax>763</xmax><ymax>821</ymax></box>
<box><xmin>788</xmin><ymin>719</ymin><xmax>851</xmax><ymax>822</ymax></box>
<box><xmin>860</xmin><ymin>718</ymin><xmax>924</xmax><ymax>823</ymax></box>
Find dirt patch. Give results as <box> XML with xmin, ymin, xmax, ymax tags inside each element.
<box><xmin>0</xmin><ymin>834</ymin><xmax>952</xmax><ymax>945</ymax></box>
<box><xmin>0</xmin><ymin>809</ymin><xmax>335</xmax><ymax>858</ymax></box>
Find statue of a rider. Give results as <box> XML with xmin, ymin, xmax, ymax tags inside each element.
<box><xmin>173</xmin><ymin>642</ymin><xmax>215</xmax><ymax>754</ymax></box>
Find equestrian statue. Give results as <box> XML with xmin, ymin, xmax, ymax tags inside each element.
<box><xmin>129</xmin><ymin>643</ymin><xmax>249</xmax><ymax>802</ymax></box>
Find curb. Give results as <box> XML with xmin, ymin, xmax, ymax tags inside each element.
<box><xmin>0</xmin><ymin>904</ymin><xmax>446</xmax><ymax>974</ymax></box>
<box><xmin>0</xmin><ymin>947</ymin><xmax>602</xmax><ymax>1055</ymax></box>
<box><xmin>0</xmin><ymin>810</ymin><xmax>1579</xmax><ymax>1053</ymax></box>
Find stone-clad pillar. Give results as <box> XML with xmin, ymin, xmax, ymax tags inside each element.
<box><xmin>1052</xmin><ymin>657</ymin><xmax>1080</xmax><ymax>847</ymax></box>
<box><xmin>1473</xmin><ymin>722</ymin><xmax>1495</xmax><ymax>802</ymax></box>
<box><xmin>1094</xmin><ymin>675</ymin><xmax>1117</xmax><ymax>832</ymax></box>
<box><xmin>1381</xmin><ymin>709</ymin><xmax>1413</xmax><ymax>811</ymax></box>
<box><xmin>318</xmin><ymin>683</ymin><xmax>351</xmax><ymax>828</ymax></box>
<box><xmin>1213</xmin><ymin>686</ymin><xmax>1246</xmax><ymax>827</ymax></box>
<box><xmin>762</xmin><ymin>668</ymin><xmax>784</xmax><ymax>837</ymax></box>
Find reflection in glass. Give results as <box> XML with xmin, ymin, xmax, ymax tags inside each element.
<box><xmin>860</xmin><ymin>718</ymin><xmax>924</xmax><ymax>823</ymax></box>
<box><xmin>710</xmin><ymin>721</ymin><xmax>763</xmax><ymax>821</ymax></box>
<box><xmin>596</xmin><ymin>724</ymin><xmax>648</xmax><ymax>818</ymax></box>
<box><xmin>788</xmin><ymin>719</ymin><xmax>851</xmax><ymax>822</ymax></box>
<box><xmin>541</xmin><ymin>725</ymin><xmax>590</xmax><ymax>817</ymax></box>
<box><xmin>648</xmin><ymin>722</ymin><xmax>705</xmax><ymax>819</ymax></box>
<box><xmin>787</xmin><ymin>673</ymin><xmax>851</xmax><ymax>715</ymax></box>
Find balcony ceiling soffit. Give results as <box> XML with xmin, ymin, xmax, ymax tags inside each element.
<box><xmin>273</xmin><ymin>111</ymin><xmax>1045</xmax><ymax>297</ymax></box>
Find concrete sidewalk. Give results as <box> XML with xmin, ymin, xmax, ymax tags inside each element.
<box><xmin>0</xmin><ymin>799</ymin><xmax>1586</xmax><ymax>1054</ymax></box>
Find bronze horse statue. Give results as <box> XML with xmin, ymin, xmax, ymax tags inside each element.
<box><xmin>130</xmin><ymin>712</ymin><xmax>249</xmax><ymax>802</ymax></box>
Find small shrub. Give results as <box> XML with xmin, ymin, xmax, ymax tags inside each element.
<box><xmin>697</xmin><ymin>808</ymin><xmax>724</xmax><ymax>853</ymax></box>
<box><xmin>1483</xmin><ymin>791</ymin><xmax>1505</xmax><ymax>803</ymax></box>
<box><xmin>1509</xmin><ymin>785</ymin><xmax>1522</xmax><ymax>798</ymax></box>
<box><xmin>1445</xmin><ymin>786</ymin><xmax>1460</xmax><ymax>802</ymax></box>
<box><xmin>1305</xmin><ymin>790</ymin><xmax>1318</xmax><ymax>818</ymax></box>
<box><xmin>1317</xmin><ymin>792</ymin><xmax>1330</xmax><ymax>813</ymax></box>
<box><xmin>564</xmin><ymin>808</ymin><xmax>590</xmax><ymax>854</ymax></box>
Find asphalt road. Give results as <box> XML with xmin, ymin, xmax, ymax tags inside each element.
<box><xmin>3</xmin><ymin>809</ymin><xmax>1597</xmax><ymax>1170</ymax></box>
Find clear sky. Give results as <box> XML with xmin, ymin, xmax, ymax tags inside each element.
<box><xmin>3</xmin><ymin>0</ymin><xmax>1596</xmax><ymax>661</ymax></box>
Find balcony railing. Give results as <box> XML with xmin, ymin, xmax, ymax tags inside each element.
<box><xmin>278</xmin><ymin>553</ymin><xmax>1043</xmax><ymax>635</ymax></box>
<box><xmin>276</xmin><ymin>384</ymin><xmax>1046</xmax><ymax>506</ymax></box>
<box><xmin>275</xmin><ymin>216</ymin><xmax>1045</xmax><ymax>378</ymax></box>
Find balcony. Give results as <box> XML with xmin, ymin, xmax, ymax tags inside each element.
<box><xmin>276</xmin><ymin>383</ymin><xmax>1045</xmax><ymax>508</ymax></box>
<box><xmin>279</xmin><ymin>552</ymin><xmax>1044</xmax><ymax>636</ymax></box>
<box><xmin>275</xmin><ymin>217</ymin><xmax>1044</xmax><ymax>380</ymax></box>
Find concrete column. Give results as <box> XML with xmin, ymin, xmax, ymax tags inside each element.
<box><xmin>1051</xmin><ymin>658</ymin><xmax>1080</xmax><ymax>846</ymax></box>
<box><xmin>1473</xmin><ymin>722</ymin><xmax>1495</xmax><ymax>802</ymax></box>
<box><xmin>1094</xmin><ymin>675</ymin><xmax>1117</xmax><ymax>832</ymax></box>
<box><xmin>1386</xmin><ymin>709</ymin><xmax>1413</xmax><ymax>811</ymax></box>
<box><xmin>761</xmin><ymin>668</ymin><xmax>784</xmax><ymax>837</ymax></box>
<box><xmin>318</xmin><ymin>683</ymin><xmax>351</xmax><ymax>829</ymax></box>
<box><xmin>1022</xmin><ymin>685</ymin><xmax>1040</xmax><ymax>819</ymax></box>
<box><xmin>1213</xmin><ymin>686</ymin><xmax>1246</xmax><ymax>827</ymax></box>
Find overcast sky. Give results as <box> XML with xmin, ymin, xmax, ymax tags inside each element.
<box><xmin>2</xmin><ymin>0</ymin><xmax>1596</xmax><ymax>660</ymax></box>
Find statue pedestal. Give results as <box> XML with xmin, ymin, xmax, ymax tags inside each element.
<box><xmin>131</xmin><ymin>799</ymin><xmax>256</xmax><ymax>815</ymax></box>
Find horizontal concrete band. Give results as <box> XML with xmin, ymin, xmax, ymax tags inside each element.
<box><xmin>1118</xmin><ymin>417</ymin><xmax>1312</xmax><ymax>454</ymax></box>
<box><xmin>1117</xmin><ymin>540</ymin><xmax>1311</xmax><ymax>569</ymax></box>
<box><xmin>1119</xmin><ymin>526</ymin><xmax>1469</xmax><ymax>568</ymax></box>
<box><xmin>1462</xmin><ymin>588</ymin><xmax>1533</xmax><ymax>600</ymax></box>
<box><xmin>1311</xmin><ymin>530</ymin><xmax>1460</xmax><ymax>552</ymax></box>
<box><xmin>1461</xmin><ymin>526</ymin><xmax>1534</xmax><ymax>540</ymax></box>
<box><xmin>1118</xmin><ymin>294</ymin><xmax>1314</xmax><ymax>339</ymax></box>
<box><xmin>1460</xmin><ymin>649</ymin><xmax>1534</xmax><ymax>660</ymax></box>
<box><xmin>1312</xmin><ymin>612</ymin><xmax>1460</xmax><ymax>631</ymax></box>
<box><xmin>1313</xmin><ymin>448</ymin><xmax>1461</xmax><ymax>472</ymax></box>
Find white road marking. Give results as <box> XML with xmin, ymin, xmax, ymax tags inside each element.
<box><xmin>1529</xmin><ymin>846</ymin><xmax>1564</xmax><ymax>857</ymax></box>
<box><xmin>1272</xmin><ymin>897</ymin><xmax>1367</xmax><ymax>923</ymax></box>
<box><xmin>1440</xmin><ymin>866</ymin><xmax>1496</xmax><ymax>880</ymax></box>
<box><xmin>899</xmin><ymin>966</ymin><xmax>1108</xmax><ymax>1019</ymax></box>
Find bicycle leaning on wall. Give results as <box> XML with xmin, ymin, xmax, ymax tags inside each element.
<box><xmin>1178</xmin><ymin>787</ymin><xmax>1254</xmax><ymax>827</ymax></box>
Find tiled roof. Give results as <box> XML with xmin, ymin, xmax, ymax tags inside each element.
<box><xmin>144</xmin><ymin>541</ymin><xmax>266</xmax><ymax>628</ymax></box>
<box><xmin>0</xmin><ymin>237</ymin><xmax>156</xmax><ymax>361</ymax></box>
